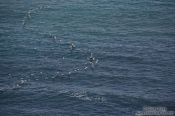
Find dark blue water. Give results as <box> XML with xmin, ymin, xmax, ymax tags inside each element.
<box><xmin>0</xmin><ymin>0</ymin><xmax>175</xmax><ymax>116</ymax></box>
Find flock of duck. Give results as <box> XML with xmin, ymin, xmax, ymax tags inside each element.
<box><xmin>22</xmin><ymin>5</ymin><xmax>99</xmax><ymax>78</ymax></box>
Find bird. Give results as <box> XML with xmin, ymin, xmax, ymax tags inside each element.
<box><xmin>88</xmin><ymin>53</ymin><xmax>98</xmax><ymax>68</ymax></box>
<box><xmin>70</xmin><ymin>43</ymin><xmax>76</xmax><ymax>51</ymax></box>
<box><xmin>27</xmin><ymin>10</ymin><xmax>31</xmax><ymax>19</ymax></box>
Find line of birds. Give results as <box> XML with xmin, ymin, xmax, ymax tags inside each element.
<box><xmin>22</xmin><ymin>6</ymin><xmax>99</xmax><ymax>76</ymax></box>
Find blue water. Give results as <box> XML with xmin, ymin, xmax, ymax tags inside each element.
<box><xmin>0</xmin><ymin>0</ymin><xmax>175</xmax><ymax>116</ymax></box>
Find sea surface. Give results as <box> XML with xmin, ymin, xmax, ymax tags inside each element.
<box><xmin>0</xmin><ymin>0</ymin><xmax>175</xmax><ymax>116</ymax></box>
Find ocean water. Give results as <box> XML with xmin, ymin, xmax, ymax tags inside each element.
<box><xmin>0</xmin><ymin>0</ymin><xmax>175</xmax><ymax>116</ymax></box>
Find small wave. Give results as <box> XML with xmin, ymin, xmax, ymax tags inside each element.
<box><xmin>65</xmin><ymin>90</ymin><xmax>106</xmax><ymax>103</ymax></box>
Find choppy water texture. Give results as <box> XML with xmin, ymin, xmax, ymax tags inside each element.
<box><xmin>0</xmin><ymin>0</ymin><xmax>175</xmax><ymax>116</ymax></box>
